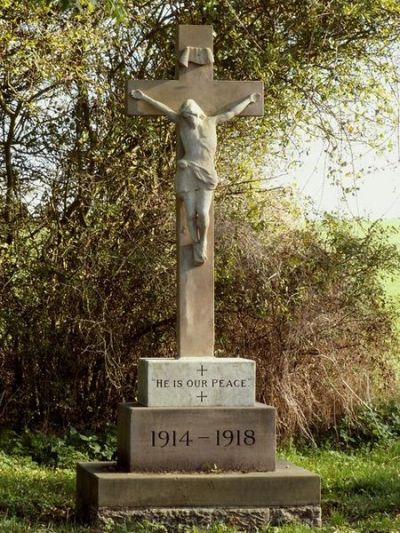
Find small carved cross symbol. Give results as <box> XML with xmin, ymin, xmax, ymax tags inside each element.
<box><xmin>196</xmin><ymin>391</ymin><xmax>208</xmax><ymax>403</ymax></box>
<box><xmin>196</xmin><ymin>364</ymin><xmax>208</xmax><ymax>377</ymax></box>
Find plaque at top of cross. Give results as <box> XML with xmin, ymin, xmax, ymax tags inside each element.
<box><xmin>126</xmin><ymin>25</ymin><xmax>264</xmax><ymax>358</ymax></box>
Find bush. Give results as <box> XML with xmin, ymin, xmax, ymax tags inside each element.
<box><xmin>0</xmin><ymin>426</ymin><xmax>116</xmax><ymax>468</ymax></box>
<box><xmin>1</xmin><ymin>204</ymin><xmax>399</xmax><ymax>443</ymax></box>
<box><xmin>215</xmin><ymin>215</ymin><xmax>400</xmax><ymax>442</ymax></box>
<box><xmin>0</xmin><ymin>2</ymin><xmax>399</xmax><ymax>443</ymax></box>
<box><xmin>319</xmin><ymin>400</ymin><xmax>400</xmax><ymax>449</ymax></box>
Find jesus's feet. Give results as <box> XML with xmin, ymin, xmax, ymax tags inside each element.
<box><xmin>193</xmin><ymin>241</ymin><xmax>207</xmax><ymax>266</ymax></box>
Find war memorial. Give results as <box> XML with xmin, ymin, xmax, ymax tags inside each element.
<box><xmin>76</xmin><ymin>25</ymin><xmax>321</xmax><ymax>531</ymax></box>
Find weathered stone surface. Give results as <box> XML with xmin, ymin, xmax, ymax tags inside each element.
<box><xmin>138</xmin><ymin>357</ymin><xmax>255</xmax><ymax>407</ymax></box>
<box><xmin>131</xmin><ymin>90</ymin><xmax>260</xmax><ymax>267</ymax></box>
<box><xmin>94</xmin><ymin>505</ymin><xmax>322</xmax><ymax>531</ymax></box>
<box><xmin>76</xmin><ymin>460</ymin><xmax>321</xmax><ymax>518</ymax></box>
<box><xmin>75</xmin><ymin>25</ymin><xmax>323</xmax><ymax>531</ymax></box>
<box><xmin>126</xmin><ymin>25</ymin><xmax>264</xmax><ymax>357</ymax></box>
<box><xmin>125</xmin><ymin>26</ymin><xmax>264</xmax><ymax>118</ymax></box>
<box><xmin>117</xmin><ymin>402</ymin><xmax>275</xmax><ymax>472</ymax></box>
<box><xmin>126</xmin><ymin>78</ymin><xmax>264</xmax><ymax>117</ymax></box>
<box><xmin>270</xmin><ymin>505</ymin><xmax>322</xmax><ymax>527</ymax></box>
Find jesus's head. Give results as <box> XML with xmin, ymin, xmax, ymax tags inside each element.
<box><xmin>180</xmin><ymin>99</ymin><xmax>205</xmax><ymax>128</ymax></box>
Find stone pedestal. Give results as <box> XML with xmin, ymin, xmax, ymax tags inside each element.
<box><xmin>138</xmin><ymin>357</ymin><xmax>255</xmax><ymax>406</ymax></box>
<box><xmin>76</xmin><ymin>461</ymin><xmax>321</xmax><ymax>530</ymax></box>
<box><xmin>117</xmin><ymin>402</ymin><xmax>276</xmax><ymax>472</ymax></box>
<box><xmin>76</xmin><ymin>355</ymin><xmax>321</xmax><ymax>529</ymax></box>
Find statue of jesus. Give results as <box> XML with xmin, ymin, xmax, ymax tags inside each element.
<box><xmin>131</xmin><ymin>89</ymin><xmax>261</xmax><ymax>265</ymax></box>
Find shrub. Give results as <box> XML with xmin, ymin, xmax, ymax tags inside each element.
<box><xmin>215</xmin><ymin>214</ymin><xmax>400</xmax><ymax>442</ymax></box>
<box><xmin>1</xmin><ymin>204</ymin><xmax>399</xmax><ymax>443</ymax></box>
<box><xmin>0</xmin><ymin>426</ymin><xmax>116</xmax><ymax>468</ymax></box>
<box><xmin>319</xmin><ymin>400</ymin><xmax>400</xmax><ymax>449</ymax></box>
<box><xmin>1</xmin><ymin>1</ymin><xmax>399</xmax><ymax>443</ymax></box>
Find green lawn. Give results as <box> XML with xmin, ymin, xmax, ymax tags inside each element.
<box><xmin>1</xmin><ymin>440</ymin><xmax>399</xmax><ymax>532</ymax></box>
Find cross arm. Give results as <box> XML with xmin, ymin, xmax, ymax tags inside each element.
<box><xmin>214</xmin><ymin>93</ymin><xmax>262</xmax><ymax>124</ymax></box>
<box><xmin>131</xmin><ymin>89</ymin><xmax>179</xmax><ymax>123</ymax></box>
<box><xmin>126</xmin><ymin>80</ymin><xmax>183</xmax><ymax>117</ymax></box>
<box><xmin>126</xmin><ymin>79</ymin><xmax>264</xmax><ymax>118</ymax></box>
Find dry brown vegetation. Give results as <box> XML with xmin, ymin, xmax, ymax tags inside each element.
<box><xmin>1</xmin><ymin>188</ymin><xmax>398</xmax><ymax>441</ymax></box>
<box><xmin>215</xmin><ymin>214</ymin><xmax>399</xmax><ymax>441</ymax></box>
<box><xmin>1</xmin><ymin>1</ymin><xmax>399</xmax><ymax>440</ymax></box>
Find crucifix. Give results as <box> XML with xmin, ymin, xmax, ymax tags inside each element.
<box><xmin>126</xmin><ymin>25</ymin><xmax>264</xmax><ymax>358</ymax></box>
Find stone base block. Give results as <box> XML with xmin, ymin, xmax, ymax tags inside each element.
<box><xmin>95</xmin><ymin>505</ymin><xmax>322</xmax><ymax>531</ymax></box>
<box><xmin>76</xmin><ymin>460</ymin><xmax>321</xmax><ymax>530</ymax></box>
<box><xmin>117</xmin><ymin>402</ymin><xmax>276</xmax><ymax>472</ymax></box>
<box><xmin>138</xmin><ymin>357</ymin><xmax>255</xmax><ymax>407</ymax></box>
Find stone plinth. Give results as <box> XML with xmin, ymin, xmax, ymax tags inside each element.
<box><xmin>76</xmin><ymin>461</ymin><xmax>321</xmax><ymax>530</ymax></box>
<box><xmin>95</xmin><ymin>506</ymin><xmax>322</xmax><ymax>532</ymax></box>
<box><xmin>117</xmin><ymin>402</ymin><xmax>275</xmax><ymax>472</ymax></box>
<box><xmin>138</xmin><ymin>357</ymin><xmax>255</xmax><ymax>407</ymax></box>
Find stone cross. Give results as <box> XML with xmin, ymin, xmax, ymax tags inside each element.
<box><xmin>126</xmin><ymin>25</ymin><xmax>263</xmax><ymax>358</ymax></box>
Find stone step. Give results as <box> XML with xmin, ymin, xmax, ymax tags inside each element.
<box><xmin>117</xmin><ymin>402</ymin><xmax>275</xmax><ymax>472</ymax></box>
<box><xmin>76</xmin><ymin>460</ymin><xmax>321</xmax><ymax>530</ymax></box>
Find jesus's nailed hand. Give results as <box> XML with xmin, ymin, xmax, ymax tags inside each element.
<box><xmin>250</xmin><ymin>93</ymin><xmax>261</xmax><ymax>103</ymax></box>
<box><xmin>131</xmin><ymin>89</ymin><xmax>144</xmax><ymax>99</ymax></box>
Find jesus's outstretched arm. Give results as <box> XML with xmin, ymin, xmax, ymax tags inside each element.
<box><xmin>130</xmin><ymin>90</ymin><xmax>179</xmax><ymax>123</ymax></box>
<box><xmin>214</xmin><ymin>93</ymin><xmax>261</xmax><ymax>124</ymax></box>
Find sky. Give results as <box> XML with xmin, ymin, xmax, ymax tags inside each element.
<box><xmin>275</xmin><ymin>138</ymin><xmax>400</xmax><ymax>220</ymax></box>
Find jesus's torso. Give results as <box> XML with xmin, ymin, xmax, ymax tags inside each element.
<box><xmin>178</xmin><ymin>116</ymin><xmax>217</xmax><ymax>167</ymax></box>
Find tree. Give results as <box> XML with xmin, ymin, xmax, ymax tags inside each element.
<box><xmin>0</xmin><ymin>0</ymin><xmax>399</xmax><ymax>437</ymax></box>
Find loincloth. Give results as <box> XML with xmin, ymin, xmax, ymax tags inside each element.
<box><xmin>176</xmin><ymin>159</ymin><xmax>218</xmax><ymax>193</ymax></box>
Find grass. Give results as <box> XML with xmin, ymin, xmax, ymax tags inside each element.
<box><xmin>283</xmin><ymin>442</ymin><xmax>400</xmax><ymax>532</ymax></box>
<box><xmin>0</xmin><ymin>453</ymin><xmax>78</xmax><ymax>532</ymax></box>
<box><xmin>1</xmin><ymin>440</ymin><xmax>400</xmax><ymax>532</ymax></box>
